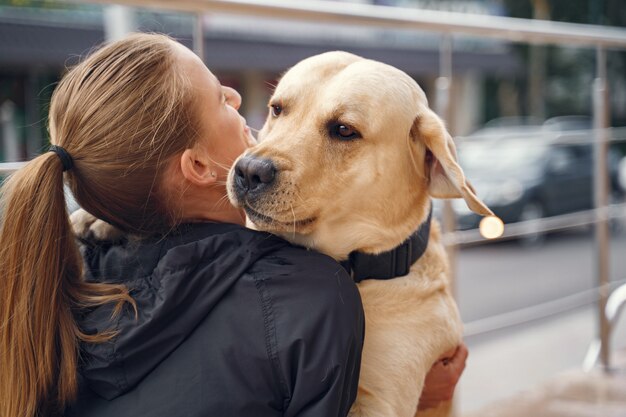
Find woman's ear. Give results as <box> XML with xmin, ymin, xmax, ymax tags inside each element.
<box><xmin>179</xmin><ymin>148</ymin><xmax>218</xmax><ymax>187</ymax></box>
<box><xmin>411</xmin><ymin>108</ymin><xmax>493</xmax><ymax>217</ymax></box>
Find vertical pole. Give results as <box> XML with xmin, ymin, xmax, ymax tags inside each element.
<box><xmin>242</xmin><ymin>71</ymin><xmax>268</xmax><ymax>130</ymax></box>
<box><xmin>0</xmin><ymin>101</ymin><xmax>20</xmax><ymax>162</ymax></box>
<box><xmin>103</xmin><ymin>5</ymin><xmax>136</xmax><ymax>42</ymax></box>
<box><xmin>193</xmin><ymin>13</ymin><xmax>205</xmax><ymax>61</ymax></box>
<box><xmin>593</xmin><ymin>46</ymin><xmax>611</xmax><ymax>372</ymax></box>
<box><xmin>25</xmin><ymin>71</ymin><xmax>41</xmax><ymax>158</ymax></box>
<box><xmin>436</xmin><ymin>35</ymin><xmax>457</xmax><ymax>280</ymax></box>
<box><xmin>436</xmin><ymin>34</ymin><xmax>459</xmax><ymax>416</ymax></box>
<box><xmin>528</xmin><ymin>0</ymin><xmax>549</xmax><ymax>120</ymax></box>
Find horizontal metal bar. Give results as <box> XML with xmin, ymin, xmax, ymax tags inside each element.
<box><xmin>3</xmin><ymin>156</ymin><xmax>621</xmax><ymax>245</ymax></box>
<box><xmin>464</xmin><ymin>278</ymin><xmax>626</xmax><ymax>338</ymax></box>
<box><xmin>0</xmin><ymin>161</ymin><xmax>27</xmax><ymax>175</ymax></box>
<box><xmin>457</xmin><ymin>130</ymin><xmax>626</xmax><ymax>148</ymax></box>
<box><xmin>72</xmin><ymin>0</ymin><xmax>626</xmax><ymax>48</ymax></box>
<box><xmin>4</xmin><ymin>127</ymin><xmax>625</xmax><ymax>176</ymax></box>
<box><xmin>445</xmin><ymin>203</ymin><xmax>626</xmax><ymax>246</ymax></box>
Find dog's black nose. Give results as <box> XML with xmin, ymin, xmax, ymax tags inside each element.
<box><xmin>234</xmin><ymin>156</ymin><xmax>276</xmax><ymax>194</ymax></box>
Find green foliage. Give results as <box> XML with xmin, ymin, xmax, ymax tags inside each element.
<box><xmin>0</xmin><ymin>0</ymin><xmax>73</xmax><ymax>9</ymax></box>
<box><xmin>483</xmin><ymin>0</ymin><xmax>626</xmax><ymax>126</ymax></box>
<box><xmin>502</xmin><ymin>0</ymin><xmax>625</xmax><ymax>26</ymax></box>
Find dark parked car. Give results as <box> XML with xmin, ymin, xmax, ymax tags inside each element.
<box><xmin>441</xmin><ymin>120</ymin><xmax>623</xmax><ymax>242</ymax></box>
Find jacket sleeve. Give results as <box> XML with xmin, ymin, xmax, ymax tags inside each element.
<box><xmin>252</xmin><ymin>247</ymin><xmax>365</xmax><ymax>417</ymax></box>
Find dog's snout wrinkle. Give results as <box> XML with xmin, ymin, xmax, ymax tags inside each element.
<box><xmin>234</xmin><ymin>156</ymin><xmax>277</xmax><ymax>194</ymax></box>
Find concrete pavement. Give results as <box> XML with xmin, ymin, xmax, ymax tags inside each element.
<box><xmin>462</xmin><ymin>351</ymin><xmax>626</xmax><ymax>417</ymax></box>
<box><xmin>457</xmin><ymin>305</ymin><xmax>626</xmax><ymax>416</ymax></box>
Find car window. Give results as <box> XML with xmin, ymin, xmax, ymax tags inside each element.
<box><xmin>548</xmin><ymin>147</ymin><xmax>575</xmax><ymax>173</ymax></box>
<box><xmin>568</xmin><ymin>144</ymin><xmax>592</xmax><ymax>161</ymax></box>
<box><xmin>459</xmin><ymin>139</ymin><xmax>548</xmax><ymax>173</ymax></box>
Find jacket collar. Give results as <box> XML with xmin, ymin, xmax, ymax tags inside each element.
<box><xmin>340</xmin><ymin>205</ymin><xmax>432</xmax><ymax>282</ymax></box>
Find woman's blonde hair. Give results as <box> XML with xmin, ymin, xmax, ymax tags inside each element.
<box><xmin>0</xmin><ymin>33</ymin><xmax>198</xmax><ymax>417</ymax></box>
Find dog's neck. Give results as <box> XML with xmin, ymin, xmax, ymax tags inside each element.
<box><xmin>340</xmin><ymin>206</ymin><xmax>432</xmax><ymax>282</ymax></box>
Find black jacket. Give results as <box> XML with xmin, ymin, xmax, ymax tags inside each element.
<box><xmin>66</xmin><ymin>222</ymin><xmax>364</xmax><ymax>417</ymax></box>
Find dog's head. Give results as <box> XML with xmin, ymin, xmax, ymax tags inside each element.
<box><xmin>227</xmin><ymin>51</ymin><xmax>491</xmax><ymax>259</ymax></box>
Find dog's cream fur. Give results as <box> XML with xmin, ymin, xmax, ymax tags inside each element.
<box><xmin>226</xmin><ymin>51</ymin><xmax>492</xmax><ymax>417</ymax></box>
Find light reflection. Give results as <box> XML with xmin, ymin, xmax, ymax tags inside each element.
<box><xmin>479</xmin><ymin>215</ymin><xmax>505</xmax><ymax>239</ymax></box>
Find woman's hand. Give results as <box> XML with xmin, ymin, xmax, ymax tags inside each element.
<box><xmin>417</xmin><ymin>343</ymin><xmax>468</xmax><ymax>411</ymax></box>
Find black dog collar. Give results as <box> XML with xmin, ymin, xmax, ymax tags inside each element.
<box><xmin>340</xmin><ymin>205</ymin><xmax>432</xmax><ymax>282</ymax></box>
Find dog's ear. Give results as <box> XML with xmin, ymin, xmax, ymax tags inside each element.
<box><xmin>411</xmin><ymin>108</ymin><xmax>493</xmax><ymax>217</ymax></box>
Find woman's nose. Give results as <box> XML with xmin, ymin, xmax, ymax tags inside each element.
<box><xmin>224</xmin><ymin>86</ymin><xmax>242</xmax><ymax>110</ymax></box>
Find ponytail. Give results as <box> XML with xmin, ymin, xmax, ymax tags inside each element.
<box><xmin>1</xmin><ymin>32</ymin><xmax>196</xmax><ymax>417</ymax></box>
<box><xmin>0</xmin><ymin>152</ymin><xmax>134</xmax><ymax>416</ymax></box>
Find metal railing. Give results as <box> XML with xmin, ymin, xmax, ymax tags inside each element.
<box><xmin>3</xmin><ymin>0</ymin><xmax>626</xmax><ymax>371</ymax></box>
<box><xmin>76</xmin><ymin>0</ymin><xmax>626</xmax><ymax>48</ymax></box>
<box><xmin>0</xmin><ymin>161</ymin><xmax>27</xmax><ymax>175</ymax></box>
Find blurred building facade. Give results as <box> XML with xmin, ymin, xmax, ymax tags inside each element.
<box><xmin>1</xmin><ymin>0</ymin><xmax>518</xmax><ymax>161</ymax></box>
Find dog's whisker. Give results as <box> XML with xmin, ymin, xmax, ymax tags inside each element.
<box><xmin>216</xmin><ymin>191</ymin><xmax>231</xmax><ymax>204</ymax></box>
<box><xmin>213</xmin><ymin>192</ymin><xmax>229</xmax><ymax>203</ymax></box>
<box><xmin>291</xmin><ymin>184</ymin><xmax>307</xmax><ymax>206</ymax></box>
<box><xmin>207</xmin><ymin>155</ymin><xmax>238</xmax><ymax>174</ymax></box>
<box><xmin>211</xmin><ymin>193</ymin><xmax>233</xmax><ymax>210</ymax></box>
<box><xmin>290</xmin><ymin>204</ymin><xmax>297</xmax><ymax>239</ymax></box>
<box><xmin>213</xmin><ymin>162</ymin><xmax>233</xmax><ymax>173</ymax></box>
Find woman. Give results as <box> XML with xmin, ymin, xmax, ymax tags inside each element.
<box><xmin>0</xmin><ymin>33</ymin><xmax>465</xmax><ymax>417</ymax></box>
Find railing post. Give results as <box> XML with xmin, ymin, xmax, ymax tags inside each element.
<box><xmin>436</xmin><ymin>34</ymin><xmax>459</xmax><ymax>416</ymax></box>
<box><xmin>0</xmin><ymin>100</ymin><xmax>20</xmax><ymax>162</ymax></box>
<box><xmin>103</xmin><ymin>5</ymin><xmax>135</xmax><ymax>41</ymax></box>
<box><xmin>25</xmin><ymin>70</ymin><xmax>42</xmax><ymax>159</ymax></box>
<box><xmin>436</xmin><ymin>35</ymin><xmax>457</xmax><ymax>278</ymax></box>
<box><xmin>193</xmin><ymin>13</ymin><xmax>205</xmax><ymax>61</ymax></box>
<box><xmin>593</xmin><ymin>46</ymin><xmax>611</xmax><ymax>372</ymax></box>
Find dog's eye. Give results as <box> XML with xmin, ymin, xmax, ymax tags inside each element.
<box><xmin>270</xmin><ymin>104</ymin><xmax>283</xmax><ymax>117</ymax></box>
<box><xmin>329</xmin><ymin>123</ymin><xmax>360</xmax><ymax>140</ymax></box>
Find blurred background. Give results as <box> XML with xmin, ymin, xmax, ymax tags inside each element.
<box><xmin>1</xmin><ymin>0</ymin><xmax>626</xmax><ymax>415</ymax></box>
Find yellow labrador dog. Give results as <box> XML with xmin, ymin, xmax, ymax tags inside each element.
<box><xmin>226</xmin><ymin>51</ymin><xmax>492</xmax><ymax>417</ymax></box>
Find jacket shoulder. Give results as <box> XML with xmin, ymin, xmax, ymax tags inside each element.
<box><xmin>249</xmin><ymin>246</ymin><xmax>364</xmax><ymax>416</ymax></box>
<box><xmin>250</xmin><ymin>245</ymin><xmax>363</xmax><ymax>338</ymax></box>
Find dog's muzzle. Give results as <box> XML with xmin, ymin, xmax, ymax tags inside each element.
<box><xmin>233</xmin><ymin>156</ymin><xmax>276</xmax><ymax>199</ymax></box>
